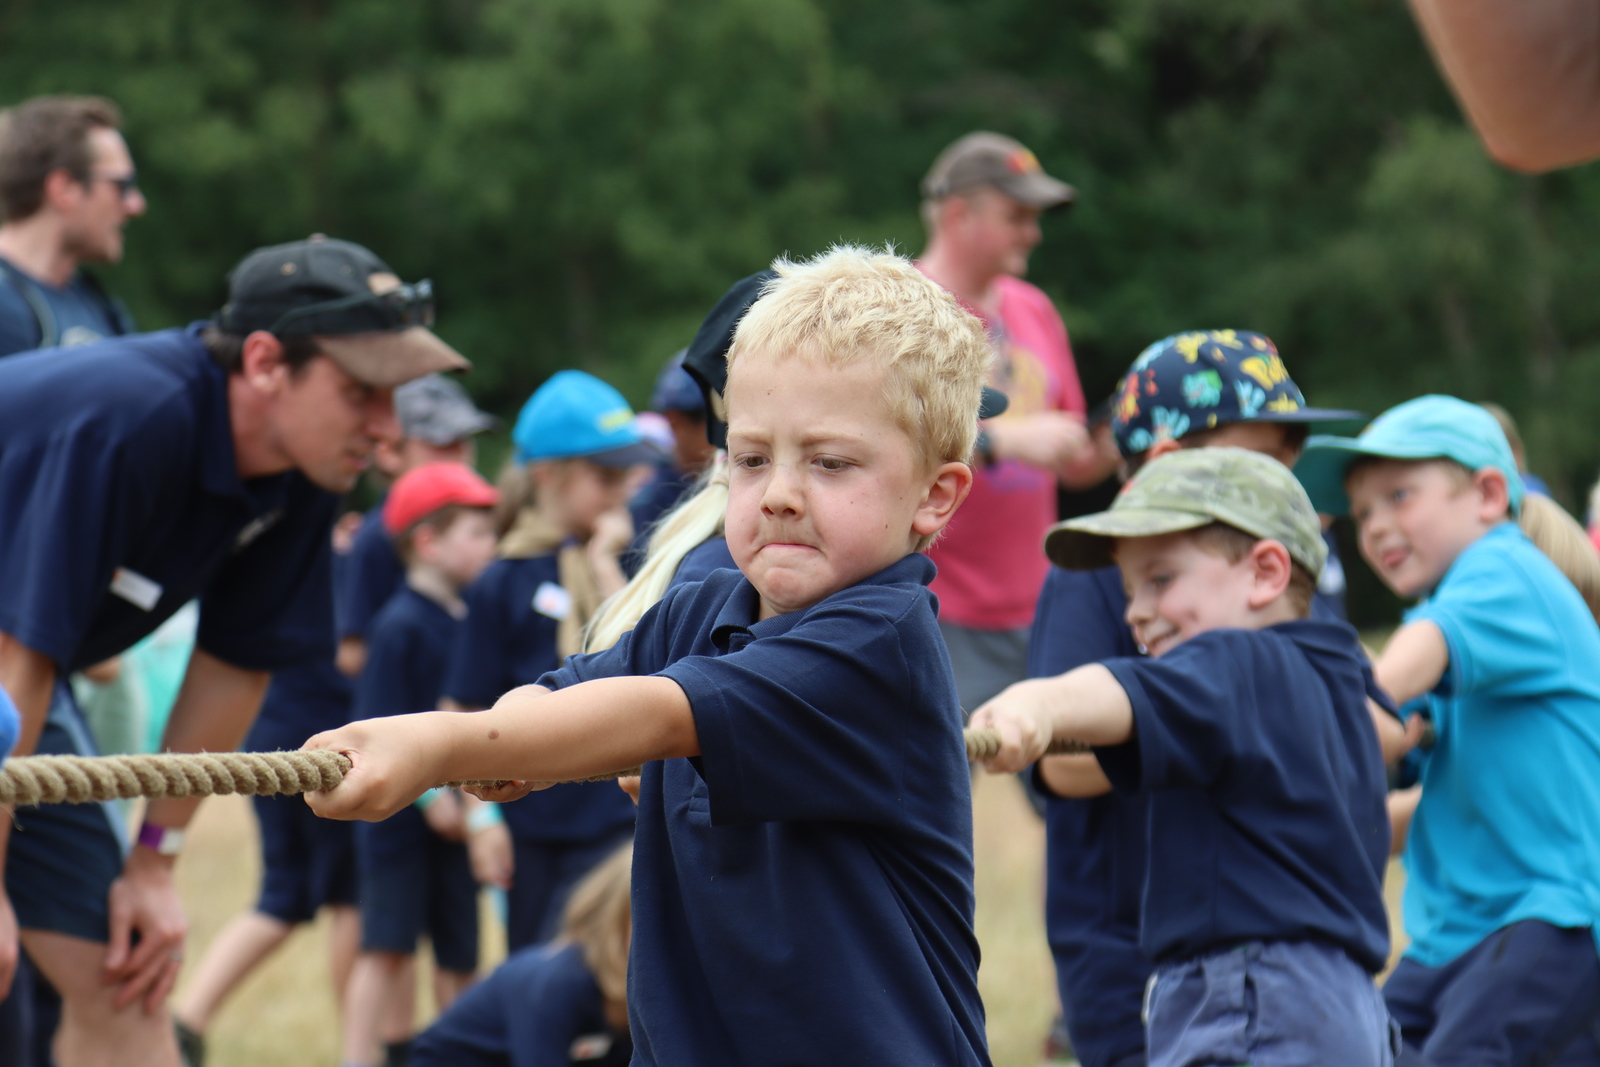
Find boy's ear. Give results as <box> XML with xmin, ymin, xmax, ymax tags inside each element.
<box><xmin>1246</xmin><ymin>539</ymin><xmax>1293</xmax><ymax>610</ymax></box>
<box><xmin>1472</xmin><ymin>467</ymin><xmax>1513</xmax><ymax>521</ymax></box>
<box><xmin>912</xmin><ymin>461</ymin><xmax>975</xmax><ymax>540</ymax></box>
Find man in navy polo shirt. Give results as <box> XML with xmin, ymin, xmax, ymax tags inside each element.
<box><xmin>0</xmin><ymin>235</ymin><xmax>466</xmax><ymax>1066</ymax></box>
<box><xmin>0</xmin><ymin>95</ymin><xmax>143</xmax><ymax>356</ymax></box>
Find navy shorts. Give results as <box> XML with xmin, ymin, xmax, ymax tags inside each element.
<box><xmin>253</xmin><ymin>792</ymin><xmax>358</xmax><ymax>924</ymax></box>
<box><xmin>357</xmin><ymin>821</ymin><xmax>478</xmax><ymax>973</ymax></box>
<box><xmin>5</xmin><ymin>686</ymin><xmax>126</xmax><ymax>942</ymax></box>
<box><xmin>1384</xmin><ymin>920</ymin><xmax>1600</xmax><ymax>1066</ymax></box>
<box><xmin>506</xmin><ymin>832</ymin><xmax>632</xmax><ymax>951</ymax></box>
<box><xmin>1147</xmin><ymin>940</ymin><xmax>1396</xmax><ymax>1067</ymax></box>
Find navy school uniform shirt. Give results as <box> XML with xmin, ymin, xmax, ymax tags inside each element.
<box><xmin>1092</xmin><ymin>620</ymin><xmax>1391</xmax><ymax>971</ymax></box>
<box><xmin>444</xmin><ymin>556</ymin><xmax>636</xmax><ymax>844</ymax></box>
<box><xmin>340</xmin><ymin>504</ymin><xmax>404</xmax><ymax>641</ymax></box>
<box><xmin>0</xmin><ymin>325</ymin><xmax>338</xmax><ymax>673</ymax></box>
<box><xmin>353</xmin><ymin>584</ymin><xmax>460</xmax><ymax>853</ymax></box>
<box><xmin>540</xmin><ymin>554</ymin><xmax>991</xmax><ymax>1066</ymax></box>
<box><xmin>623</xmin><ymin>464</ymin><xmax>698</xmax><ymax>575</ymax></box>
<box><xmin>0</xmin><ymin>259</ymin><xmax>133</xmax><ymax>357</ymax></box>
<box><xmin>414</xmin><ymin>941</ymin><xmax>632</xmax><ymax>1067</ymax></box>
<box><xmin>246</xmin><ymin>550</ymin><xmax>356</xmax><ymax>753</ymax></box>
<box><xmin>669</xmin><ymin>535</ymin><xmax>736</xmax><ymax>587</ymax></box>
<box><xmin>1029</xmin><ymin>565</ymin><xmax>1150</xmax><ymax>1064</ymax></box>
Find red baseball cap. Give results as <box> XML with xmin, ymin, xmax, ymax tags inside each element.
<box><xmin>382</xmin><ymin>462</ymin><xmax>499</xmax><ymax>535</ymax></box>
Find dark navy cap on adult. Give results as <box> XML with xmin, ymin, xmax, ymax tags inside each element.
<box><xmin>1110</xmin><ymin>330</ymin><xmax>1365</xmax><ymax>458</ymax></box>
<box><xmin>216</xmin><ymin>235</ymin><xmax>468</xmax><ymax>388</ymax></box>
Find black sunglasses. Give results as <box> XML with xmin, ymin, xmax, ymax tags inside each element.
<box><xmin>268</xmin><ymin>278</ymin><xmax>435</xmax><ymax>335</ymax></box>
<box><xmin>90</xmin><ymin>171</ymin><xmax>140</xmax><ymax>198</ymax></box>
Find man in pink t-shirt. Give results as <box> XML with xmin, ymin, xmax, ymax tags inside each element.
<box><xmin>918</xmin><ymin>132</ymin><xmax>1110</xmax><ymax>716</ymax></box>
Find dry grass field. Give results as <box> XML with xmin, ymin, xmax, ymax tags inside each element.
<box><xmin>174</xmin><ymin>775</ymin><xmax>1407</xmax><ymax>1067</ymax></box>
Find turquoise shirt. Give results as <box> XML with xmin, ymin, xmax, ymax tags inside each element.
<box><xmin>1402</xmin><ymin>522</ymin><xmax>1600</xmax><ymax>966</ymax></box>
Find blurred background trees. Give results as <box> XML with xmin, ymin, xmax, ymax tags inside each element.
<box><xmin>5</xmin><ymin>0</ymin><xmax>1598</xmax><ymax>620</ymax></box>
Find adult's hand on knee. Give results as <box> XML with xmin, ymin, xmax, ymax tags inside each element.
<box><xmin>104</xmin><ymin>850</ymin><xmax>187</xmax><ymax>1013</ymax></box>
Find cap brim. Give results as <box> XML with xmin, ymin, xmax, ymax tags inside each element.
<box><xmin>409</xmin><ymin>410</ymin><xmax>500</xmax><ymax>446</ymax></box>
<box><xmin>1294</xmin><ymin>435</ymin><xmax>1459</xmax><ymax>516</ymax></box>
<box><xmin>1044</xmin><ymin>509</ymin><xmax>1212</xmax><ymax>570</ymax></box>
<box><xmin>1247</xmin><ymin>407</ymin><xmax>1368</xmax><ymax>434</ymax></box>
<box><xmin>994</xmin><ymin>172</ymin><xmax>1076</xmax><ymax>211</ymax></box>
<box><xmin>583</xmin><ymin>440</ymin><xmax>667</xmax><ymax>468</ymax></box>
<box><xmin>317</xmin><ymin>327</ymin><xmax>470</xmax><ymax>389</ymax></box>
<box><xmin>979</xmin><ymin>386</ymin><xmax>1010</xmax><ymax>420</ymax></box>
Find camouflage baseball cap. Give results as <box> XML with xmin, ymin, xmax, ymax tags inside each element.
<box><xmin>1044</xmin><ymin>447</ymin><xmax>1328</xmax><ymax>575</ymax></box>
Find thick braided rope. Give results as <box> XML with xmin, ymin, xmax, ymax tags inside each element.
<box><xmin>0</xmin><ymin>730</ymin><xmax>1091</xmax><ymax>806</ymax></box>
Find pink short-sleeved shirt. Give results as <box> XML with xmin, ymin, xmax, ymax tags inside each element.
<box><xmin>925</xmin><ymin>274</ymin><xmax>1085</xmax><ymax>630</ymax></box>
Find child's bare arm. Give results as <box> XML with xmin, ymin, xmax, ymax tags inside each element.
<box><xmin>968</xmin><ymin>666</ymin><xmax>1134</xmax><ymax>775</ymax></box>
<box><xmin>1388</xmin><ymin>785</ymin><xmax>1422</xmax><ymax>856</ymax></box>
<box><xmin>305</xmin><ymin>676</ymin><xmax>700</xmax><ymax>821</ymax></box>
<box><xmin>1374</xmin><ymin>620</ymin><xmax>1449</xmax><ymax>707</ymax></box>
<box><xmin>1036</xmin><ymin>753</ymin><xmax>1114</xmax><ymax>798</ymax></box>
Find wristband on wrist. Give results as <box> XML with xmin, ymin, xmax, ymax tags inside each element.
<box><xmin>413</xmin><ymin>787</ymin><xmax>447</xmax><ymax>812</ymax></box>
<box><xmin>136</xmin><ymin>822</ymin><xmax>186</xmax><ymax>856</ymax></box>
<box><xmin>466</xmin><ymin>803</ymin><xmax>504</xmax><ymax>834</ymax></box>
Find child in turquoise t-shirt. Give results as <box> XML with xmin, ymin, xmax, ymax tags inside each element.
<box><xmin>1298</xmin><ymin>395</ymin><xmax>1600</xmax><ymax>1064</ymax></box>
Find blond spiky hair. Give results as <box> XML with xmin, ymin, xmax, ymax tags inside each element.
<box><xmin>726</xmin><ymin>244</ymin><xmax>992</xmax><ymax>471</ymax></box>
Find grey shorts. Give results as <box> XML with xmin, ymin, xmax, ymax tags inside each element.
<box><xmin>937</xmin><ymin>622</ymin><xmax>1030</xmax><ymax>719</ymax></box>
<box><xmin>1147</xmin><ymin>940</ymin><xmax>1398</xmax><ymax>1067</ymax></box>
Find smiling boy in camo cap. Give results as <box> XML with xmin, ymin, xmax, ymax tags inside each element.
<box><xmin>974</xmin><ymin>447</ymin><xmax>1396</xmax><ymax>1067</ymax></box>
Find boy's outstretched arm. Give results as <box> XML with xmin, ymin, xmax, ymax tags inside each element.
<box><xmin>305</xmin><ymin>677</ymin><xmax>700</xmax><ymax>822</ymax></box>
<box><xmin>969</xmin><ymin>665</ymin><xmax>1134</xmax><ymax>775</ymax></box>
<box><xmin>1374</xmin><ymin>621</ymin><xmax>1449</xmax><ymax>708</ymax></box>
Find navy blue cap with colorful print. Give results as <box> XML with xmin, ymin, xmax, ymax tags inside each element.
<box><xmin>1110</xmin><ymin>330</ymin><xmax>1367</xmax><ymax>458</ymax></box>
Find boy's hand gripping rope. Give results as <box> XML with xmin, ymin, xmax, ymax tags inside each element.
<box><xmin>0</xmin><ymin>731</ymin><xmax>1090</xmax><ymax>806</ymax></box>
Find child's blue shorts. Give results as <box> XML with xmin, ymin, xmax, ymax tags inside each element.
<box><xmin>1384</xmin><ymin>920</ymin><xmax>1600</xmax><ymax>1065</ymax></box>
<box><xmin>357</xmin><ymin>818</ymin><xmax>479</xmax><ymax>973</ymax></box>
<box><xmin>1146</xmin><ymin>940</ymin><xmax>1397</xmax><ymax>1067</ymax></box>
<box><xmin>253</xmin><ymin>791</ymin><xmax>357</xmax><ymax>924</ymax></box>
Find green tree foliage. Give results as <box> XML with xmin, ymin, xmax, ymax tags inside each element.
<box><xmin>5</xmin><ymin>1</ymin><xmax>1599</xmax><ymax>530</ymax></box>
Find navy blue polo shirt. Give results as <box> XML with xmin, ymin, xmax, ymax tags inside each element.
<box><xmin>245</xmin><ymin>551</ymin><xmax>355</xmax><ymax>753</ymax></box>
<box><xmin>668</xmin><ymin>536</ymin><xmax>736</xmax><ymax>587</ymax></box>
<box><xmin>414</xmin><ymin>941</ymin><xmax>632</xmax><ymax>1067</ymax></box>
<box><xmin>0</xmin><ymin>259</ymin><xmax>132</xmax><ymax>357</ymax></box>
<box><xmin>354</xmin><ymin>584</ymin><xmax>459</xmax><ymax>852</ymax></box>
<box><xmin>541</xmin><ymin>554</ymin><xmax>990</xmax><ymax>1066</ymax></box>
<box><xmin>443</xmin><ymin>556</ymin><xmax>635</xmax><ymax>844</ymax></box>
<box><xmin>1029</xmin><ymin>565</ymin><xmax>1150</xmax><ymax>1065</ymax></box>
<box><xmin>0</xmin><ymin>325</ymin><xmax>338</xmax><ymax>673</ymax></box>
<box><xmin>1093</xmin><ymin>621</ymin><xmax>1391</xmax><ymax>972</ymax></box>
<box><xmin>340</xmin><ymin>505</ymin><xmax>404</xmax><ymax>640</ymax></box>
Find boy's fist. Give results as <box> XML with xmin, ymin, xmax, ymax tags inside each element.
<box><xmin>968</xmin><ymin>679</ymin><xmax>1060</xmax><ymax>774</ymax></box>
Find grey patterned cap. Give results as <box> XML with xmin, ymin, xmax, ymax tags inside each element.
<box><xmin>1044</xmin><ymin>447</ymin><xmax>1327</xmax><ymax>575</ymax></box>
<box><xmin>395</xmin><ymin>374</ymin><xmax>498</xmax><ymax>445</ymax></box>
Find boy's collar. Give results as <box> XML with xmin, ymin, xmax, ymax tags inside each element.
<box><xmin>406</xmin><ymin>568</ymin><xmax>467</xmax><ymax>619</ymax></box>
<box><xmin>710</xmin><ymin>553</ymin><xmax>935</xmax><ymax>649</ymax></box>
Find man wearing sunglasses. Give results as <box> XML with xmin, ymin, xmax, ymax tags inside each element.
<box><xmin>0</xmin><ymin>235</ymin><xmax>466</xmax><ymax>1066</ymax></box>
<box><xmin>0</xmin><ymin>95</ymin><xmax>145</xmax><ymax>356</ymax></box>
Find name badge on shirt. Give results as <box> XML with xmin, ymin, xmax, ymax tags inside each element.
<box><xmin>110</xmin><ymin>567</ymin><xmax>163</xmax><ymax>612</ymax></box>
<box><xmin>533</xmin><ymin>581</ymin><xmax>572</xmax><ymax>620</ymax></box>
<box><xmin>569</xmin><ymin>1034</ymin><xmax>614</xmax><ymax>1061</ymax></box>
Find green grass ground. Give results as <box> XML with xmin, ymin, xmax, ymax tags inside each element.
<box><xmin>175</xmin><ymin>775</ymin><xmax>1407</xmax><ymax>1066</ymax></box>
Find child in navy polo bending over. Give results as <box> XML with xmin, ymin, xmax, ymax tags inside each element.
<box><xmin>308</xmin><ymin>245</ymin><xmax>993</xmax><ymax>1066</ymax></box>
<box><xmin>443</xmin><ymin>370</ymin><xmax>650</xmax><ymax>950</ymax></box>
<box><xmin>344</xmin><ymin>462</ymin><xmax>500</xmax><ymax>1067</ymax></box>
<box><xmin>414</xmin><ymin>842</ymin><xmax>634</xmax><ymax>1067</ymax></box>
<box><xmin>975</xmin><ymin>447</ymin><xmax>1395</xmax><ymax>1066</ymax></box>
